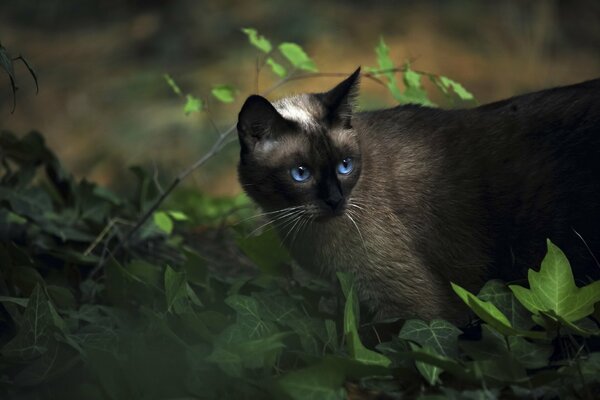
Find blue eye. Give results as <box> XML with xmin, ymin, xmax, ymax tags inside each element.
<box><xmin>290</xmin><ymin>166</ymin><xmax>311</xmax><ymax>182</ymax></box>
<box><xmin>337</xmin><ymin>157</ymin><xmax>354</xmax><ymax>175</ymax></box>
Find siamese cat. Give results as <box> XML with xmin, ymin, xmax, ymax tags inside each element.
<box><xmin>237</xmin><ymin>68</ymin><xmax>600</xmax><ymax>322</ymax></box>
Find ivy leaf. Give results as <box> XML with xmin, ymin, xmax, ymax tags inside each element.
<box><xmin>184</xmin><ymin>94</ymin><xmax>202</xmax><ymax>115</ymax></box>
<box><xmin>236</xmin><ymin>229</ymin><xmax>291</xmax><ymax>275</ymax></box>
<box><xmin>278</xmin><ymin>361</ymin><xmax>346</xmax><ymax>400</ymax></box>
<box><xmin>164</xmin><ymin>266</ymin><xmax>187</xmax><ymax>313</ymax></box>
<box><xmin>509</xmin><ymin>239</ymin><xmax>600</xmax><ymax>323</ymax></box>
<box><xmin>478</xmin><ymin>280</ymin><xmax>534</xmax><ymax>330</ymax></box>
<box><xmin>225</xmin><ymin>294</ymin><xmax>278</xmax><ymax>339</ymax></box>
<box><xmin>342</xmin><ymin>277</ymin><xmax>391</xmax><ymax>367</ymax></box>
<box><xmin>278</xmin><ymin>42</ymin><xmax>318</xmax><ymax>72</ymax></box>
<box><xmin>2</xmin><ymin>285</ymin><xmax>63</xmax><ymax>360</ymax></box>
<box><xmin>0</xmin><ymin>296</ymin><xmax>29</xmax><ymax>307</ymax></box>
<box><xmin>207</xmin><ymin>326</ymin><xmax>287</xmax><ymax>377</ymax></box>
<box><xmin>461</xmin><ymin>325</ymin><xmax>552</xmax><ymax>370</ymax></box>
<box><xmin>211</xmin><ymin>85</ymin><xmax>236</xmax><ymax>103</ymax></box>
<box><xmin>451</xmin><ymin>283</ymin><xmax>545</xmax><ymax>339</ymax></box>
<box><xmin>266</xmin><ymin>57</ymin><xmax>287</xmax><ymax>77</ymax></box>
<box><xmin>399</xmin><ymin>319</ymin><xmax>462</xmax><ymax>359</ymax></box>
<box><xmin>400</xmin><ymin>320</ymin><xmax>461</xmax><ymax>385</ymax></box>
<box><xmin>153</xmin><ymin>211</ymin><xmax>173</xmax><ymax>234</ymax></box>
<box><xmin>241</xmin><ymin>28</ymin><xmax>272</xmax><ymax>53</ymax></box>
<box><xmin>540</xmin><ymin>310</ymin><xmax>600</xmax><ymax>337</ymax></box>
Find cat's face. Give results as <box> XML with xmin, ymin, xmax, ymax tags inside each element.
<box><xmin>237</xmin><ymin>68</ymin><xmax>362</xmax><ymax>221</ymax></box>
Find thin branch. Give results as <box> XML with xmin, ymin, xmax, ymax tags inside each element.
<box><xmin>91</xmin><ymin>125</ymin><xmax>235</xmax><ymax>277</ymax></box>
<box><xmin>91</xmin><ymin>68</ymin><xmax>397</xmax><ymax>276</ymax></box>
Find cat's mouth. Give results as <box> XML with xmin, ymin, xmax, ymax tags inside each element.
<box><xmin>313</xmin><ymin>204</ymin><xmax>347</xmax><ymax>221</ymax></box>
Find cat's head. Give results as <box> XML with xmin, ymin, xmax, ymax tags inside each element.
<box><xmin>237</xmin><ymin>68</ymin><xmax>362</xmax><ymax>221</ymax></box>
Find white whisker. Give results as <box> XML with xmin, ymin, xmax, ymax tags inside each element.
<box><xmin>346</xmin><ymin>209</ymin><xmax>368</xmax><ymax>256</ymax></box>
<box><xmin>246</xmin><ymin>207</ymin><xmax>303</xmax><ymax>237</ymax></box>
<box><xmin>236</xmin><ymin>205</ymin><xmax>304</xmax><ymax>224</ymax></box>
<box><xmin>281</xmin><ymin>212</ymin><xmax>305</xmax><ymax>246</ymax></box>
<box><xmin>290</xmin><ymin>214</ymin><xmax>312</xmax><ymax>250</ymax></box>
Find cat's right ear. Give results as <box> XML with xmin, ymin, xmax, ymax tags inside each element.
<box><xmin>237</xmin><ymin>95</ymin><xmax>287</xmax><ymax>150</ymax></box>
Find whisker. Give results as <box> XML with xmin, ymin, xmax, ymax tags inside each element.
<box><xmin>346</xmin><ymin>209</ymin><xmax>368</xmax><ymax>256</ymax></box>
<box><xmin>348</xmin><ymin>203</ymin><xmax>365</xmax><ymax>211</ymax></box>
<box><xmin>246</xmin><ymin>208</ymin><xmax>303</xmax><ymax>237</ymax></box>
<box><xmin>348</xmin><ymin>198</ymin><xmax>369</xmax><ymax>210</ymax></box>
<box><xmin>290</xmin><ymin>213</ymin><xmax>312</xmax><ymax>250</ymax></box>
<box><xmin>280</xmin><ymin>212</ymin><xmax>305</xmax><ymax>246</ymax></box>
<box><xmin>236</xmin><ymin>205</ymin><xmax>304</xmax><ymax>224</ymax></box>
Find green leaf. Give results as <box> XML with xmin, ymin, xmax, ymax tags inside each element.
<box><xmin>342</xmin><ymin>277</ymin><xmax>391</xmax><ymax>367</ymax></box>
<box><xmin>164</xmin><ymin>266</ymin><xmax>186</xmax><ymax>313</ymax></box>
<box><xmin>407</xmin><ymin>348</ymin><xmax>475</xmax><ymax>383</ymax></box>
<box><xmin>374</xmin><ymin>36</ymin><xmax>394</xmax><ymax>71</ymax></box>
<box><xmin>184</xmin><ymin>94</ymin><xmax>202</xmax><ymax>115</ymax></box>
<box><xmin>461</xmin><ymin>325</ymin><xmax>552</xmax><ymax>370</ymax></box>
<box><xmin>153</xmin><ymin>211</ymin><xmax>173</xmax><ymax>234</ymax></box>
<box><xmin>400</xmin><ymin>320</ymin><xmax>461</xmax><ymax>385</ymax></box>
<box><xmin>278</xmin><ymin>361</ymin><xmax>346</xmax><ymax>400</ymax></box>
<box><xmin>440</xmin><ymin>76</ymin><xmax>474</xmax><ymax>101</ymax></box>
<box><xmin>163</xmin><ymin>73</ymin><xmax>182</xmax><ymax>96</ymax></box>
<box><xmin>241</xmin><ymin>28</ymin><xmax>272</xmax><ymax>53</ymax></box>
<box><xmin>167</xmin><ymin>210</ymin><xmax>189</xmax><ymax>221</ymax></box>
<box><xmin>373</xmin><ymin>37</ymin><xmax>403</xmax><ymax>102</ymax></box>
<box><xmin>451</xmin><ymin>282</ymin><xmax>545</xmax><ymax>339</ymax></box>
<box><xmin>509</xmin><ymin>239</ymin><xmax>600</xmax><ymax>322</ymax></box>
<box><xmin>207</xmin><ymin>328</ymin><xmax>287</xmax><ymax>377</ymax></box>
<box><xmin>211</xmin><ymin>85</ymin><xmax>236</xmax><ymax>103</ymax></box>
<box><xmin>278</xmin><ymin>42</ymin><xmax>318</xmax><ymax>72</ymax></box>
<box><xmin>540</xmin><ymin>310</ymin><xmax>600</xmax><ymax>337</ymax></box>
<box><xmin>6</xmin><ymin>211</ymin><xmax>27</xmax><ymax>224</ymax></box>
<box><xmin>402</xmin><ymin>64</ymin><xmax>434</xmax><ymax>106</ymax></box>
<box><xmin>266</xmin><ymin>57</ymin><xmax>287</xmax><ymax>77</ymax></box>
<box><xmin>478</xmin><ymin>280</ymin><xmax>534</xmax><ymax>330</ymax></box>
<box><xmin>236</xmin><ymin>229</ymin><xmax>291</xmax><ymax>275</ymax></box>
<box><xmin>225</xmin><ymin>294</ymin><xmax>278</xmax><ymax>339</ymax></box>
<box><xmin>2</xmin><ymin>285</ymin><xmax>63</xmax><ymax>360</ymax></box>
<box><xmin>399</xmin><ymin>319</ymin><xmax>462</xmax><ymax>359</ymax></box>
<box><xmin>0</xmin><ymin>296</ymin><xmax>29</xmax><ymax>307</ymax></box>
<box><xmin>409</xmin><ymin>343</ymin><xmax>441</xmax><ymax>385</ymax></box>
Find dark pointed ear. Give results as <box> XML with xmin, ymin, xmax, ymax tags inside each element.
<box><xmin>320</xmin><ymin>67</ymin><xmax>361</xmax><ymax>127</ymax></box>
<box><xmin>237</xmin><ymin>95</ymin><xmax>288</xmax><ymax>149</ymax></box>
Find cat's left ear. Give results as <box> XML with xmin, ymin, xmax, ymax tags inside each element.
<box><xmin>319</xmin><ymin>67</ymin><xmax>361</xmax><ymax>127</ymax></box>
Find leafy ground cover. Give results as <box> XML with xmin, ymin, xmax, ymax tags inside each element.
<box><xmin>1</xmin><ymin>30</ymin><xmax>599</xmax><ymax>399</ymax></box>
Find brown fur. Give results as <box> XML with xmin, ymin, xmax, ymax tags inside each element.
<box><xmin>237</xmin><ymin>70</ymin><xmax>600</xmax><ymax>322</ymax></box>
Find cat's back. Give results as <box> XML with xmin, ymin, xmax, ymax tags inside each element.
<box><xmin>352</xmin><ymin>79</ymin><xmax>600</xmax><ymax>282</ymax></box>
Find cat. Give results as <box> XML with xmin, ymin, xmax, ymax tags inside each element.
<box><xmin>236</xmin><ymin>68</ymin><xmax>600</xmax><ymax>322</ymax></box>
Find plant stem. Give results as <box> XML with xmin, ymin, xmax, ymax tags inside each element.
<box><xmin>91</xmin><ymin>68</ymin><xmax>399</xmax><ymax>276</ymax></box>
<box><xmin>90</xmin><ymin>125</ymin><xmax>235</xmax><ymax>277</ymax></box>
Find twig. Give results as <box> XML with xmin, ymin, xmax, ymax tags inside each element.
<box><xmin>83</xmin><ymin>217</ymin><xmax>135</xmax><ymax>256</ymax></box>
<box><xmin>90</xmin><ymin>125</ymin><xmax>235</xmax><ymax>277</ymax></box>
<box><xmin>262</xmin><ymin>67</ymin><xmax>415</xmax><ymax>96</ymax></box>
<box><xmin>91</xmin><ymin>68</ymin><xmax>402</xmax><ymax>276</ymax></box>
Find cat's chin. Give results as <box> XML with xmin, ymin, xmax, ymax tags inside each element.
<box><xmin>313</xmin><ymin>209</ymin><xmax>346</xmax><ymax>222</ymax></box>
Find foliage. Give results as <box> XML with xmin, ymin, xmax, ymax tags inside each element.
<box><xmin>1</xmin><ymin>131</ymin><xmax>599</xmax><ymax>399</ymax></box>
<box><xmin>1</xmin><ymin>30</ymin><xmax>599</xmax><ymax>399</ymax></box>
<box><xmin>165</xmin><ymin>30</ymin><xmax>475</xmax><ymax>118</ymax></box>
<box><xmin>0</xmin><ymin>42</ymin><xmax>38</xmax><ymax>113</ymax></box>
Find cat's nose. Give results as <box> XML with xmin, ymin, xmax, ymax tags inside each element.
<box><xmin>324</xmin><ymin>196</ymin><xmax>343</xmax><ymax>212</ymax></box>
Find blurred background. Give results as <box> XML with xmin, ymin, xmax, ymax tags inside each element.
<box><xmin>1</xmin><ymin>0</ymin><xmax>599</xmax><ymax>197</ymax></box>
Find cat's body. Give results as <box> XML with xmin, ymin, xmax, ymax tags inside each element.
<box><xmin>237</xmin><ymin>70</ymin><xmax>600</xmax><ymax>321</ymax></box>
